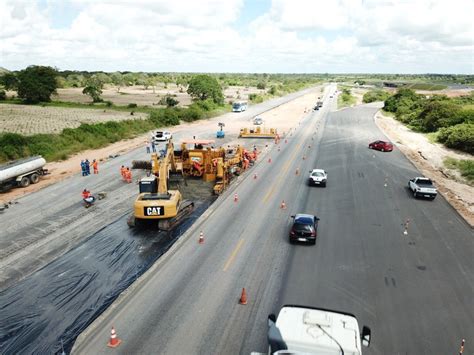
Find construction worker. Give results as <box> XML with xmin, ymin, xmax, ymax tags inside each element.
<box><xmin>80</xmin><ymin>160</ymin><xmax>86</xmax><ymax>176</ymax></box>
<box><xmin>84</xmin><ymin>159</ymin><xmax>91</xmax><ymax>175</ymax></box>
<box><xmin>82</xmin><ymin>189</ymin><xmax>95</xmax><ymax>208</ymax></box>
<box><xmin>82</xmin><ymin>189</ymin><xmax>91</xmax><ymax>199</ymax></box>
<box><xmin>120</xmin><ymin>165</ymin><xmax>126</xmax><ymax>180</ymax></box>
<box><xmin>125</xmin><ymin>167</ymin><xmax>132</xmax><ymax>183</ymax></box>
<box><xmin>91</xmin><ymin>159</ymin><xmax>99</xmax><ymax>174</ymax></box>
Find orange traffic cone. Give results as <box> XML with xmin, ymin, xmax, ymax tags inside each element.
<box><xmin>280</xmin><ymin>200</ymin><xmax>286</xmax><ymax>209</ymax></box>
<box><xmin>268</xmin><ymin>157</ymin><xmax>272</xmax><ymax>163</ymax></box>
<box><xmin>239</xmin><ymin>288</ymin><xmax>248</xmax><ymax>305</ymax></box>
<box><xmin>253</xmin><ymin>173</ymin><xmax>257</xmax><ymax>180</ymax></box>
<box><xmin>199</xmin><ymin>231</ymin><xmax>204</xmax><ymax>244</ymax></box>
<box><xmin>234</xmin><ymin>193</ymin><xmax>238</xmax><ymax>202</ymax></box>
<box><xmin>107</xmin><ymin>327</ymin><xmax>122</xmax><ymax>348</ymax></box>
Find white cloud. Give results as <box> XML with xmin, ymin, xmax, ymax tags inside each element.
<box><xmin>0</xmin><ymin>0</ymin><xmax>472</xmax><ymax>73</ymax></box>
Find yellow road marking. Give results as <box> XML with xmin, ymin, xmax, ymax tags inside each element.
<box><xmin>223</xmin><ymin>238</ymin><xmax>245</xmax><ymax>271</ymax></box>
<box><xmin>262</xmin><ymin>143</ymin><xmax>302</xmax><ymax>204</ymax></box>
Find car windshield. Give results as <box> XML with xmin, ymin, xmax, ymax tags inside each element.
<box><xmin>293</xmin><ymin>223</ymin><xmax>313</xmax><ymax>232</ymax></box>
<box><xmin>418</xmin><ymin>179</ymin><xmax>433</xmax><ymax>185</ymax></box>
<box><xmin>312</xmin><ymin>172</ymin><xmax>324</xmax><ymax>177</ymax></box>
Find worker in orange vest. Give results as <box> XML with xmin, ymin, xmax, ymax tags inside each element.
<box><xmin>82</xmin><ymin>189</ymin><xmax>91</xmax><ymax>199</ymax></box>
<box><xmin>120</xmin><ymin>165</ymin><xmax>126</xmax><ymax>180</ymax></box>
<box><xmin>125</xmin><ymin>167</ymin><xmax>132</xmax><ymax>183</ymax></box>
<box><xmin>91</xmin><ymin>159</ymin><xmax>99</xmax><ymax>174</ymax></box>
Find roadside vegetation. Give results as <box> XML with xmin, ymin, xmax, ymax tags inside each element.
<box><xmin>444</xmin><ymin>157</ymin><xmax>474</xmax><ymax>183</ymax></box>
<box><xmin>363</xmin><ymin>89</ymin><xmax>391</xmax><ymax>103</ymax></box>
<box><xmin>337</xmin><ymin>87</ymin><xmax>356</xmax><ymax>108</ymax></box>
<box><xmin>383</xmin><ymin>89</ymin><xmax>474</xmax><ymax>154</ymax></box>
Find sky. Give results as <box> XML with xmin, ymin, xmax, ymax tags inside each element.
<box><xmin>1</xmin><ymin>0</ymin><xmax>473</xmax><ymax>74</ymax></box>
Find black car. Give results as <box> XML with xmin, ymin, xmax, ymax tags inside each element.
<box><xmin>289</xmin><ymin>214</ymin><xmax>320</xmax><ymax>245</ymax></box>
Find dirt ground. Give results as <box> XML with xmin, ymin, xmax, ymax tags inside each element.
<box><xmin>375</xmin><ymin>111</ymin><xmax>474</xmax><ymax>226</ymax></box>
<box><xmin>0</xmin><ymin>88</ymin><xmax>321</xmax><ymax>205</ymax></box>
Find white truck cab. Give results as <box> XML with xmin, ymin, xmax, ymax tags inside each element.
<box><xmin>265</xmin><ymin>305</ymin><xmax>371</xmax><ymax>354</ymax></box>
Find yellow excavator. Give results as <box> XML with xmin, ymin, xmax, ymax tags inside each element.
<box><xmin>127</xmin><ymin>140</ymin><xmax>194</xmax><ymax>230</ymax></box>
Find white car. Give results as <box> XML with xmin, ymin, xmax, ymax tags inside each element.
<box><xmin>253</xmin><ymin>117</ymin><xmax>264</xmax><ymax>125</ymax></box>
<box><xmin>309</xmin><ymin>169</ymin><xmax>327</xmax><ymax>187</ymax></box>
<box><xmin>152</xmin><ymin>130</ymin><xmax>172</xmax><ymax>142</ymax></box>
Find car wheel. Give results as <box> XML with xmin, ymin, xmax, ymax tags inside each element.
<box><xmin>322</xmin><ymin>182</ymin><xmax>327</xmax><ymax>187</ymax></box>
<box><xmin>413</xmin><ymin>191</ymin><xmax>418</xmax><ymax>198</ymax></box>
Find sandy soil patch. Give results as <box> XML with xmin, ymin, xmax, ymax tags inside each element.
<box><xmin>375</xmin><ymin>110</ymin><xmax>474</xmax><ymax>226</ymax></box>
<box><xmin>0</xmin><ymin>104</ymin><xmax>147</xmax><ymax>135</ymax></box>
<box><xmin>0</xmin><ymin>88</ymin><xmax>320</xmax><ymax>204</ymax></box>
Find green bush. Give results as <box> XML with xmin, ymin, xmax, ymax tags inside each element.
<box><xmin>444</xmin><ymin>157</ymin><xmax>474</xmax><ymax>182</ymax></box>
<box><xmin>0</xmin><ymin>89</ymin><xmax>6</xmax><ymax>101</ymax></box>
<box><xmin>437</xmin><ymin>123</ymin><xmax>474</xmax><ymax>153</ymax></box>
<box><xmin>181</xmin><ymin>105</ymin><xmax>204</xmax><ymax>122</ymax></box>
<box><xmin>256</xmin><ymin>82</ymin><xmax>266</xmax><ymax>90</ymax></box>
<box><xmin>128</xmin><ymin>103</ymin><xmax>138</xmax><ymax>108</ymax></box>
<box><xmin>249</xmin><ymin>93</ymin><xmax>264</xmax><ymax>103</ymax></box>
<box><xmin>363</xmin><ymin>89</ymin><xmax>390</xmax><ymax>103</ymax></box>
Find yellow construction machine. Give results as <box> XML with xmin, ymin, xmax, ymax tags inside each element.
<box><xmin>239</xmin><ymin>126</ymin><xmax>278</xmax><ymax>138</ymax></box>
<box><xmin>127</xmin><ymin>140</ymin><xmax>193</xmax><ymax>230</ymax></box>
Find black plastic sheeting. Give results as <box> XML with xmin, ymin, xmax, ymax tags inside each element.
<box><xmin>0</xmin><ymin>199</ymin><xmax>214</xmax><ymax>354</ymax></box>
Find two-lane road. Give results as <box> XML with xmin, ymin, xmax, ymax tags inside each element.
<box><xmin>74</xmin><ymin>96</ymin><xmax>473</xmax><ymax>354</ymax></box>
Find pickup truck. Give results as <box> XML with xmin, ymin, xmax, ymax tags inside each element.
<box><xmin>408</xmin><ymin>177</ymin><xmax>437</xmax><ymax>200</ymax></box>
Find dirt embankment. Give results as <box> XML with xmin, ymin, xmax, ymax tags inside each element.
<box><xmin>375</xmin><ymin>111</ymin><xmax>473</xmax><ymax>226</ymax></box>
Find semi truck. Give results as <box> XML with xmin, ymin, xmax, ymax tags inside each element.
<box><xmin>0</xmin><ymin>156</ymin><xmax>48</xmax><ymax>192</ymax></box>
<box><xmin>253</xmin><ymin>305</ymin><xmax>371</xmax><ymax>354</ymax></box>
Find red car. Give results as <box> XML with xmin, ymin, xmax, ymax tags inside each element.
<box><xmin>369</xmin><ymin>140</ymin><xmax>393</xmax><ymax>152</ymax></box>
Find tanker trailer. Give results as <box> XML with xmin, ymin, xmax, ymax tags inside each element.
<box><xmin>0</xmin><ymin>156</ymin><xmax>48</xmax><ymax>191</ymax></box>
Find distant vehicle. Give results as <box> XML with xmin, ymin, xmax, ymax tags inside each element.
<box><xmin>265</xmin><ymin>305</ymin><xmax>371</xmax><ymax>354</ymax></box>
<box><xmin>232</xmin><ymin>101</ymin><xmax>248</xmax><ymax>112</ymax></box>
<box><xmin>253</xmin><ymin>117</ymin><xmax>264</xmax><ymax>125</ymax></box>
<box><xmin>369</xmin><ymin>140</ymin><xmax>393</xmax><ymax>152</ymax></box>
<box><xmin>317</xmin><ymin>101</ymin><xmax>323</xmax><ymax>107</ymax></box>
<box><xmin>308</xmin><ymin>169</ymin><xmax>327</xmax><ymax>187</ymax></box>
<box><xmin>152</xmin><ymin>131</ymin><xmax>172</xmax><ymax>142</ymax></box>
<box><xmin>0</xmin><ymin>156</ymin><xmax>48</xmax><ymax>191</ymax></box>
<box><xmin>408</xmin><ymin>177</ymin><xmax>437</xmax><ymax>200</ymax></box>
<box><xmin>289</xmin><ymin>214</ymin><xmax>319</xmax><ymax>245</ymax></box>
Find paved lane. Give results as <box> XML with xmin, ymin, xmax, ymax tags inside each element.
<box><xmin>73</xmin><ymin>92</ymin><xmax>473</xmax><ymax>354</ymax></box>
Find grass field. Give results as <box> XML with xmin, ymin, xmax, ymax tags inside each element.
<box><xmin>444</xmin><ymin>157</ymin><xmax>474</xmax><ymax>183</ymax></box>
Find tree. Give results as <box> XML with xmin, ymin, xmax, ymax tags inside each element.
<box><xmin>420</xmin><ymin>100</ymin><xmax>460</xmax><ymax>132</ymax></box>
<box><xmin>187</xmin><ymin>74</ymin><xmax>224</xmax><ymax>105</ymax></box>
<box><xmin>82</xmin><ymin>76</ymin><xmax>104</xmax><ymax>103</ymax></box>
<box><xmin>257</xmin><ymin>81</ymin><xmax>266</xmax><ymax>90</ymax></box>
<box><xmin>110</xmin><ymin>72</ymin><xmax>124</xmax><ymax>92</ymax></box>
<box><xmin>16</xmin><ymin>66</ymin><xmax>58</xmax><ymax>103</ymax></box>
<box><xmin>0</xmin><ymin>73</ymin><xmax>18</xmax><ymax>91</ymax></box>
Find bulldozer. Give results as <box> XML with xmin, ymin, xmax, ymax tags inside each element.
<box><xmin>127</xmin><ymin>140</ymin><xmax>194</xmax><ymax>230</ymax></box>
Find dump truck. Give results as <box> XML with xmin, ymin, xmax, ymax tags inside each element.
<box><xmin>0</xmin><ymin>156</ymin><xmax>48</xmax><ymax>192</ymax></box>
<box><xmin>252</xmin><ymin>305</ymin><xmax>371</xmax><ymax>354</ymax></box>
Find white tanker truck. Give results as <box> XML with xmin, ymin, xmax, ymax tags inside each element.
<box><xmin>0</xmin><ymin>156</ymin><xmax>48</xmax><ymax>191</ymax></box>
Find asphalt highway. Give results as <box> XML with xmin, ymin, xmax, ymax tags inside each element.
<box><xmin>73</xmin><ymin>90</ymin><xmax>473</xmax><ymax>354</ymax></box>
